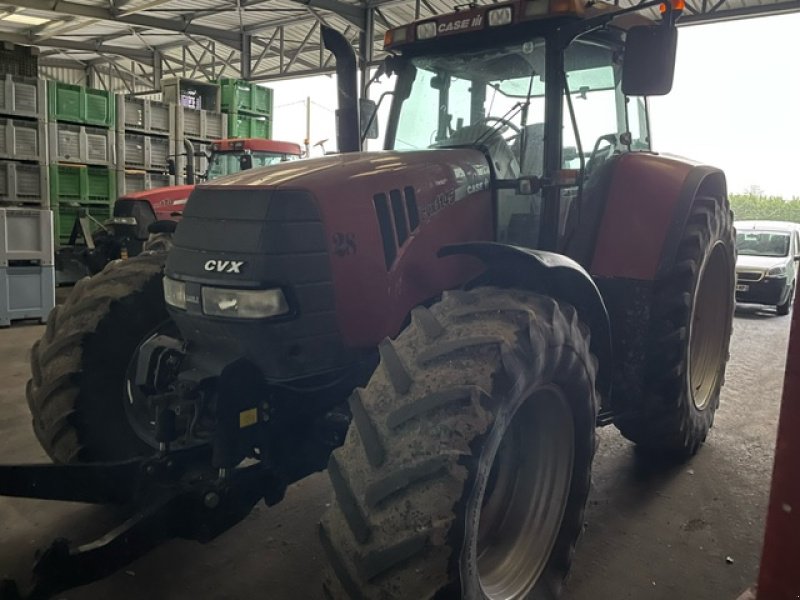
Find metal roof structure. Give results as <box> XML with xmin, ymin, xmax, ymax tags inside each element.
<box><xmin>0</xmin><ymin>0</ymin><xmax>797</xmax><ymax>93</ymax></box>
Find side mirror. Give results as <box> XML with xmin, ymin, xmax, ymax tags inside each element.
<box><xmin>622</xmin><ymin>24</ymin><xmax>678</xmax><ymax>96</ymax></box>
<box><xmin>167</xmin><ymin>158</ymin><xmax>176</xmax><ymax>176</ymax></box>
<box><xmin>239</xmin><ymin>154</ymin><xmax>254</xmax><ymax>171</ymax></box>
<box><xmin>360</xmin><ymin>98</ymin><xmax>379</xmax><ymax>140</ymax></box>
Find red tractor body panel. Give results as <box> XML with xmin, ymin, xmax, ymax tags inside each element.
<box><xmin>121</xmin><ymin>185</ymin><xmax>194</xmax><ymax>221</ymax></box>
<box><xmin>589</xmin><ymin>153</ymin><xmax>696</xmax><ymax>281</ymax></box>
<box><xmin>211</xmin><ymin>138</ymin><xmax>302</xmax><ymax>155</ymax></box>
<box><xmin>198</xmin><ymin>149</ymin><xmax>494</xmax><ymax>347</ymax></box>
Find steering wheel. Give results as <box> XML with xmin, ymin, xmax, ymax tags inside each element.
<box><xmin>585</xmin><ymin>133</ymin><xmax>618</xmax><ymax>175</ymax></box>
<box><xmin>480</xmin><ymin>116</ymin><xmax>522</xmax><ymax>143</ymax></box>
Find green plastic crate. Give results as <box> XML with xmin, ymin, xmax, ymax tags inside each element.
<box><xmin>49</xmin><ymin>164</ymin><xmax>85</xmax><ymax>203</ymax></box>
<box><xmin>84</xmin><ymin>88</ymin><xmax>115</xmax><ymax>127</ymax></box>
<box><xmin>219</xmin><ymin>79</ymin><xmax>272</xmax><ymax>116</ymax></box>
<box><xmin>252</xmin><ymin>86</ymin><xmax>272</xmax><ymax>115</ymax></box>
<box><xmin>47</xmin><ymin>82</ymin><xmax>82</xmax><ymax>125</ymax></box>
<box><xmin>53</xmin><ymin>203</ymin><xmax>112</xmax><ymax>243</ymax></box>
<box><xmin>86</xmin><ymin>167</ymin><xmax>116</xmax><ymax>203</ymax></box>
<box><xmin>227</xmin><ymin>113</ymin><xmax>270</xmax><ymax>139</ymax></box>
<box><xmin>47</xmin><ymin>81</ymin><xmax>115</xmax><ymax>127</ymax></box>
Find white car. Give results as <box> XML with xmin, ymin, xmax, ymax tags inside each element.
<box><xmin>735</xmin><ymin>220</ymin><xmax>800</xmax><ymax>315</ymax></box>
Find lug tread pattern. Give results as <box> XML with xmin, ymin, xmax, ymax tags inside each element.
<box><xmin>615</xmin><ymin>195</ymin><xmax>735</xmax><ymax>457</ymax></box>
<box><xmin>321</xmin><ymin>287</ymin><xmax>600</xmax><ymax>599</ymax></box>
<box><xmin>26</xmin><ymin>254</ymin><xmax>168</xmax><ymax>463</ymax></box>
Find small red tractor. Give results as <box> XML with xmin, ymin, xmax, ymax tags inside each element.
<box><xmin>0</xmin><ymin>1</ymin><xmax>735</xmax><ymax>599</ymax></box>
<box><xmin>55</xmin><ymin>138</ymin><xmax>302</xmax><ymax>280</ymax></box>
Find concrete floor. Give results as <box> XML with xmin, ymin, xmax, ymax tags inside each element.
<box><xmin>0</xmin><ymin>303</ymin><xmax>788</xmax><ymax>600</ymax></box>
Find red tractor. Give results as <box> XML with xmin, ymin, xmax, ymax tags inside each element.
<box><xmin>56</xmin><ymin>138</ymin><xmax>302</xmax><ymax>280</ymax></box>
<box><xmin>1</xmin><ymin>1</ymin><xmax>735</xmax><ymax>599</ymax></box>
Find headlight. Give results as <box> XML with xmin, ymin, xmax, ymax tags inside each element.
<box><xmin>767</xmin><ymin>265</ymin><xmax>788</xmax><ymax>278</ymax></box>
<box><xmin>202</xmin><ymin>287</ymin><xmax>289</xmax><ymax>319</ymax></box>
<box><xmin>164</xmin><ymin>277</ymin><xmax>186</xmax><ymax>309</ymax></box>
<box><xmin>488</xmin><ymin>6</ymin><xmax>513</xmax><ymax>26</ymax></box>
<box><xmin>416</xmin><ymin>21</ymin><xmax>437</xmax><ymax>40</ymax></box>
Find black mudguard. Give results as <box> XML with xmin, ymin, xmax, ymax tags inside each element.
<box><xmin>440</xmin><ymin>242</ymin><xmax>612</xmax><ymax>403</ymax></box>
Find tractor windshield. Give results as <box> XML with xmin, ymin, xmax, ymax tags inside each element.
<box><xmin>206</xmin><ymin>151</ymin><xmax>293</xmax><ymax>180</ymax></box>
<box><xmin>392</xmin><ymin>40</ymin><xmax>547</xmax><ymax>179</ymax></box>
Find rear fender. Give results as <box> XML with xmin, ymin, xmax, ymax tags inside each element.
<box><xmin>588</xmin><ymin>153</ymin><xmax>728</xmax><ymax>281</ymax></box>
<box><xmin>440</xmin><ymin>242</ymin><xmax>612</xmax><ymax>402</ymax></box>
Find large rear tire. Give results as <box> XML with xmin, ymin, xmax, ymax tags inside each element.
<box><xmin>320</xmin><ymin>287</ymin><xmax>599</xmax><ymax>599</ymax></box>
<box><xmin>615</xmin><ymin>195</ymin><xmax>735</xmax><ymax>457</ymax></box>
<box><xmin>26</xmin><ymin>254</ymin><xmax>167</xmax><ymax>463</ymax></box>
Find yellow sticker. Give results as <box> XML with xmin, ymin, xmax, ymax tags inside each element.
<box><xmin>239</xmin><ymin>408</ymin><xmax>258</xmax><ymax>428</ymax></box>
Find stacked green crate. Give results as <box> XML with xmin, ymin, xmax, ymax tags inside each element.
<box><xmin>47</xmin><ymin>81</ymin><xmax>116</xmax><ymax>244</ymax></box>
<box><xmin>219</xmin><ymin>79</ymin><xmax>273</xmax><ymax>139</ymax></box>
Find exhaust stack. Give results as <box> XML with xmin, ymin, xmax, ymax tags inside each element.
<box><xmin>322</xmin><ymin>26</ymin><xmax>360</xmax><ymax>153</ymax></box>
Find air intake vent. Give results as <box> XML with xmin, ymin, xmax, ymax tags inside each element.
<box><xmin>373</xmin><ymin>187</ymin><xmax>421</xmax><ymax>270</ymax></box>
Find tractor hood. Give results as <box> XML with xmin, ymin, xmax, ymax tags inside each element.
<box><xmin>195</xmin><ymin>149</ymin><xmax>490</xmax><ymax>192</ymax></box>
<box><xmin>165</xmin><ymin>147</ymin><xmax>495</xmax><ymax>379</ymax></box>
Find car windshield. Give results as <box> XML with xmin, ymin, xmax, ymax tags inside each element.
<box><xmin>207</xmin><ymin>151</ymin><xmax>289</xmax><ymax>180</ymax></box>
<box><xmin>736</xmin><ymin>231</ymin><xmax>791</xmax><ymax>257</ymax></box>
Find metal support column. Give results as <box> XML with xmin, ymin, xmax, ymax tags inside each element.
<box><xmin>359</xmin><ymin>8</ymin><xmax>375</xmax><ymax>99</ymax></box>
<box><xmin>153</xmin><ymin>50</ymin><xmax>163</xmax><ymax>89</ymax></box>
<box><xmin>241</xmin><ymin>33</ymin><xmax>252</xmax><ymax>80</ymax></box>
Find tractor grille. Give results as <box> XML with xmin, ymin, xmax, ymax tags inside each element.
<box><xmin>736</xmin><ymin>270</ymin><xmax>764</xmax><ymax>283</ymax></box>
<box><xmin>166</xmin><ymin>188</ymin><xmax>351</xmax><ymax>380</ymax></box>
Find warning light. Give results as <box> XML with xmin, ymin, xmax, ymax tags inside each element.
<box><xmin>659</xmin><ymin>0</ymin><xmax>685</xmax><ymax>12</ymax></box>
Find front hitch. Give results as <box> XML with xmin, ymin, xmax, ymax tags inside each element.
<box><xmin>0</xmin><ymin>446</ymin><xmax>280</xmax><ymax>600</ymax></box>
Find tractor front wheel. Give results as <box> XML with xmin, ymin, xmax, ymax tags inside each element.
<box><xmin>26</xmin><ymin>254</ymin><xmax>168</xmax><ymax>463</ymax></box>
<box><xmin>320</xmin><ymin>287</ymin><xmax>599</xmax><ymax>599</ymax></box>
<box><xmin>616</xmin><ymin>195</ymin><xmax>735</xmax><ymax>458</ymax></box>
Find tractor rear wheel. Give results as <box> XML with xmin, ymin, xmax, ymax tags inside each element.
<box><xmin>320</xmin><ymin>287</ymin><xmax>599</xmax><ymax>599</ymax></box>
<box><xmin>616</xmin><ymin>195</ymin><xmax>735</xmax><ymax>457</ymax></box>
<box><xmin>26</xmin><ymin>254</ymin><xmax>168</xmax><ymax>463</ymax></box>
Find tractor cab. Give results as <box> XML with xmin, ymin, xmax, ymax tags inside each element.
<box><xmin>381</xmin><ymin>0</ymin><xmax>679</xmax><ymax>254</ymax></box>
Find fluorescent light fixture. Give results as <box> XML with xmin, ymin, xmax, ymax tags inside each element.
<box><xmin>2</xmin><ymin>13</ymin><xmax>51</xmax><ymax>26</ymax></box>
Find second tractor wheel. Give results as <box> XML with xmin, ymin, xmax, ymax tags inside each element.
<box><xmin>616</xmin><ymin>195</ymin><xmax>735</xmax><ymax>457</ymax></box>
<box><xmin>320</xmin><ymin>287</ymin><xmax>599</xmax><ymax>599</ymax></box>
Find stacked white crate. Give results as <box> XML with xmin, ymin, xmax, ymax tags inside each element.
<box><xmin>116</xmin><ymin>96</ymin><xmax>173</xmax><ymax>196</ymax></box>
<box><xmin>0</xmin><ymin>208</ymin><xmax>55</xmax><ymax>326</ymax></box>
<box><xmin>0</xmin><ymin>75</ymin><xmax>54</xmax><ymax>326</ymax></box>
<box><xmin>170</xmin><ymin>105</ymin><xmax>227</xmax><ymax>185</ymax></box>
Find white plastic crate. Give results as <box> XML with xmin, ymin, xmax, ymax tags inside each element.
<box><xmin>174</xmin><ymin>106</ymin><xmax>227</xmax><ymax>141</ymax></box>
<box><xmin>0</xmin><ymin>75</ymin><xmax>46</xmax><ymax>120</ymax></box>
<box><xmin>119</xmin><ymin>133</ymin><xmax>170</xmax><ymax>170</ymax></box>
<box><xmin>118</xmin><ymin>170</ymin><xmax>174</xmax><ymax>197</ymax></box>
<box><xmin>48</xmin><ymin>122</ymin><xmax>116</xmax><ymax>167</ymax></box>
<box><xmin>0</xmin><ymin>208</ymin><xmax>53</xmax><ymax>266</ymax></box>
<box><xmin>0</xmin><ymin>118</ymin><xmax>46</xmax><ymax>162</ymax></box>
<box><xmin>0</xmin><ymin>161</ymin><xmax>48</xmax><ymax>207</ymax></box>
<box><xmin>117</xmin><ymin>95</ymin><xmax>170</xmax><ymax>136</ymax></box>
<box><xmin>0</xmin><ymin>265</ymin><xmax>55</xmax><ymax>326</ymax></box>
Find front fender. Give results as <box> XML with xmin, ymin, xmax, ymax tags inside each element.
<box><xmin>440</xmin><ymin>242</ymin><xmax>612</xmax><ymax>403</ymax></box>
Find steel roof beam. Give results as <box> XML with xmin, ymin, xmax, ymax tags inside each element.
<box><xmin>0</xmin><ymin>0</ymin><xmax>242</xmax><ymax>49</ymax></box>
<box><xmin>0</xmin><ymin>30</ymin><xmax>155</xmax><ymax>64</ymax></box>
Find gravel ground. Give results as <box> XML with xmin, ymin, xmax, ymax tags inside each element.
<box><xmin>0</xmin><ymin>302</ymin><xmax>789</xmax><ymax>599</ymax></box>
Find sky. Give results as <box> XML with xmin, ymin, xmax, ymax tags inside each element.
<box><xmin>265</xmin><ymin>12</ymin><xmax>800</xmax><ymax>198</ymax></box>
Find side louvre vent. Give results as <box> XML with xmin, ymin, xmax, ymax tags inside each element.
<box><xmin>373</xmin><ymin>187</ymin><xmax>421</xmax><ymax>271</ymax></box>
<box><xmin>404</xmin><ymin>186</ymin><xmax>419</xmax><ymax>231</ymax></box>
<box><xmin>373</xmin><ymin>193</ymin><xmax>397</xmax><ymax>269</ymax></box>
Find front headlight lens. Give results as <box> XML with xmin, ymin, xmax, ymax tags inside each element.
<box><xmin>163</xmin><ymin>277</ymin><xmax>186</xmax><ymax>309</ymax></box>
<box><xmin>488</xmin><ymin>6</ymin><xmax>513</xmax><ymax>26</ymax></box>
<box><xmin>416</xmin><ymin>21</ymin><xmax>437</xmax><ymax>40</ymax></box>
<box><xmin>767</xmin><ymin>265</ymin><xmax>788</xmax><ymax>278</ymax></box>
<box><xmin>202</xmin><ymin>287</ymin><xmax>289</xmax><ymax>319</ymax></box>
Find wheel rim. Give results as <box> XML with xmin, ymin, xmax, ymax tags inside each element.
<box><xmin>123</xmin><ymin>321</ymin><xmax>186</xmax><ymax>449</ymax></box>
<box><xmin>689</xmin><ymin>241</ymin><xmax>732</xmax><ymax>410</ymax></box>
<box><xmin>476</xmin><ymin>388</ymin><xmax>575</xmax><ymax>599</ymax></box>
